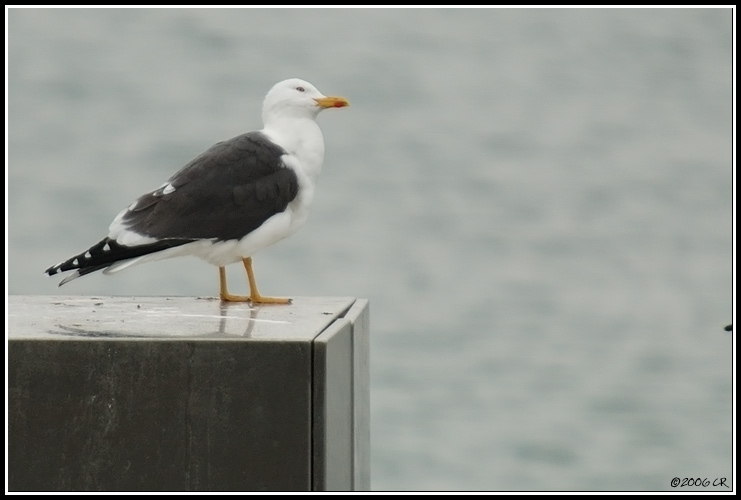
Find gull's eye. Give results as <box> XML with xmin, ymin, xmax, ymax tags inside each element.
<box><xmin>296</xmin><ymin>86</ymin><xmax>305</xmax><ymax>92</ymax></box>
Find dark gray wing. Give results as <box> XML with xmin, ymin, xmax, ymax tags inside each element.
<box><xmin>122</xmin><ymin>131</ymin><xmax>299</xmax><ymax>241</ymax></box>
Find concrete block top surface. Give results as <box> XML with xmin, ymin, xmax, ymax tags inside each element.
<box><xmin>8</xmin><ymin>296</ymin><xmax>357</xmax><ymax>341</ymax></box>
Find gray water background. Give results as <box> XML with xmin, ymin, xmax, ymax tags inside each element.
<box><xmin>7</xmin><ymin>8</ymin><xmax>734</xmax><ymax>491</ymax></box>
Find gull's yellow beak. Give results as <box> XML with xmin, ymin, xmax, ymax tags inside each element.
<box><xmin>315</xmin><ymin>96</ymin><xmax>350</xmax><ymax>109</ymax></box>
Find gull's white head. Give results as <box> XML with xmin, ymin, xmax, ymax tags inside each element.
<box><xmin>262</xmin><ymin>78</ymin><xmax>349</xmax><ymax>126</ymax></box>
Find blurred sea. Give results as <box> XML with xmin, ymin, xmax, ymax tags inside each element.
<box><xmin>7</xmin><ymin>8</ymin><xmax>734</xmax><ymax>491</ymax></box>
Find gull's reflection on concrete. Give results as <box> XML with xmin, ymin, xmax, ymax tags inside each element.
<box><xmin>217</xmin><ymin>301</ymin><xmax>260</xmax><ymax>337</ymax></box>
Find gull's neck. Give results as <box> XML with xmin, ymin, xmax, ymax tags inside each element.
<box><xmin>262</xmin><ymin>115</ymin><xmax>325</xmax><ymax>180</ymax></box>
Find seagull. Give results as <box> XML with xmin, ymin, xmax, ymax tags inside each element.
<box><xmin>45</xmin><ymin>78</ymin><xmax>349</xmax><ymax>304</ymax></box>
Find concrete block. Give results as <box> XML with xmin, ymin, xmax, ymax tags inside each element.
<box><xmin>7</xmin><ymin>296</ymin><xmax>369</xmax><ymax>492</ymax></box>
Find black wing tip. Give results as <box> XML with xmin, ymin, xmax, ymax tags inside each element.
<box><xmin>45</xmin><ymin>237</ymin><xmax>193</xmax><ymax>286</ymax></box>
<box><xmin>44</xmin><ymin>237</ymin><xmax>114</xmax><ymax>283</ymax></box>
<box><xmin>725</xmin><ymin>324</ymin><xmax>732</xmax><ymax>332</ymax></box>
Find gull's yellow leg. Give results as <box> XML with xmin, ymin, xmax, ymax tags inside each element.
<box><xmin>243</xmin><ymin>257</ymin><xmax>292</xmax><ymax>304</ymax></box>
<box><xmin>219</xmin><ymin>266</ymin><xmax>250</xmax><ymax>302</ymax></box>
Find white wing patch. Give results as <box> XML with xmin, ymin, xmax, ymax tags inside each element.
<box><xmin>153</xmin><ymin>182</ymin><xmax>176</xmax><ymax>196</ymax></box>
<box><xmin>108</xmin><ymin>206</ymin><xmax>158</xmax><ymax>247</ymax></box>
